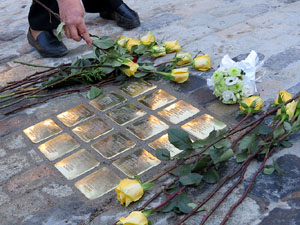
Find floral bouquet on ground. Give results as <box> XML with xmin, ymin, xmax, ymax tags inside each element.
<box><xmin>207</xmin><ymin>50</ymin><xmax>263</xmax><ymax>104</ymax></box>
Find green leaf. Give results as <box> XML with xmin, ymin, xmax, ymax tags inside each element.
<box><xmin>187</xmin><ymin>203</ymin><xmax>205</xmax><ymax>212</ymax></box>
<box><xmin>273</xmin><ymin>160</ymin><xmax>284</xmax><ymax>175</ymax></box>
<box><xmin>273</xmin><ymin>126</ymin><xmax>285</xmax><ymax>139</ymax></box>
<box><xmin>179</xmin><ymin>173</ymin><xmax>203</xmax><ymax>186</ymax></box>
<box><xmin>140</xmin><ymin>65</ymin><xmax>155</xmax><ymax>71</ymax></box>
<box><xmin>87</xmin><ymin>86</ymin><xmax>102</xmax><ymax>99</ymax></box>
<box><xmin>284</xmin><ymin>122</ymin><xmax>292</xmax><ymax>132</ymax></box>
<box><xmin>155</xmin><ymin>148</ymin><xmax>171</xmax><ymax>161</ymax></box>
<box><xmin>264</xmin><ymin>167</ymin><xmax>275</xmax><ymax>175</ymax></box>
<box><xmin>239</xmin><ymin>134</ymin><xmax>256</xmax><ymax>150</ymax></box>
<box><xmin>177</xmin><ymin>201</ymin><xmax>193</xmax><ymax>214</ymax></box>
<box><xmin>134</xmin><ymin>45</ymin><xmax>148</xmax><ymax>54</ymax></box>
<box><xmin>93</xmin><ymin>37</ymin><xmax>115</xmax><ymax>49</ymax></box>
<box><xmin>192</xmin><ymin>157</ymin><xmax>211</xmax><ymax>171</ymax></box>
<box><xmin>170</xmin><ymin>164</ymin><xmax>193</xmax><ymax>177</ymax></box>
<box><xmin>141</xmin><ymin>181</ymin><xmax>154</xmax><ymax>191</ymax></box>
<box><xmin>168</xmin><ymin>128</ymin><xmax>193</xmax><ymax>150</ymax></box>
<box><xmin>210</xmin><ymin>148</ymin><xmax>234</xmax><ymax>164</ymax></box>
<box><xmin>236</xmin><ymin>151</ymin><xmax>248</xmax><ymax>163</ymax></box>
<box><xmin>280</xmin><ymin>140</ymin><xmax>292</xmax><ymax>148</ymax></box>
<box><xmin>142</xmin><ymin>209</ymin><xmax>153</xmax><ymax>217</ymax></box>
<box><xmin>214</xmin><ymin>139</ymin><xmax>231</xmax><ymax>149</ymax></box>
<box><xmin>98</xmin><ymin>67</ymin><xmax>115</xmax><ymax>74</ymax></box>
<box><xmin>56</xmin><ymin>22</ymin><xmax>65</xmax><ymax>41</ymax></box>
<box><xmin>160</xmin><ymin>198</ymin><xmax>177</xmax><ymax>212</ymax></box>
<box><xmin>292</xmin><ymin>116</ymin><xmax>300</xmax><ymax>132</ymax></box>
<box><xmin>203</xmin><ymin>169</ymin><xmax>219</xmax><ymax>184</ymax></box>
<box><xmin>240</xmin><ymin>102</ymin><xmax>249</xmax><ymax>110</ymax></box>
<box><xmin>192</xmin><ymin>139</ymin><xmax>210</xmax><ymax>148</ymax></box>
<box><xmin>258</xmin><ymin>124</ymin><xmax>273</xmax><ymax>135</ymax></box>
<box><xmin>134</xmin><ymin>72</ymin><xmax>148</xmax><ymax>78</ymax></box>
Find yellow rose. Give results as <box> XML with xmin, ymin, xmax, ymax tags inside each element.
<box><xmin>140</xmin><ymin>31</ymin><xmax>155</xmax><ymax>45</ymax></box>
<box><xmin>117</xmin><ymin>211</ymin><xmax>148</xmax><ymax>225</ymax></box>
<box><xmin>115</xmin><ymin>178</ymin><xmax>144</xmax><ymax>206</ymax></box>
<box><xmin>171</xmin><ymin>67</ymin><xmax>189</xmax><ymax>83</ymax></box>
<box><xmin>165</xmin><ymin>40</ymin><xmax>181</xmax><ymax>53</ymax></box>
<box><xmin>151</xmin><ymin>45</ymin><xmax>166</xmax><ymax>57</ymax></box>
<box><xmin>175</xmin><ymin>52</ymin><xmax>193</xmax><ymax>65</ymax></box>
<box><xmin>121</xmin><ymin>60</ymin><xmax>139</xmax><ymax>77</ymax></box>
<box><xmin>286</xmin><ymin>101</ymin><xmax>298</xmax><ymax>119</ymax></box>
<box><xmin>126</xmin><ymin>38</ymin><xmax>140</xmax><ymax>51</ymax></box>
<box><xmin>275</xmin><ymin>90</ymin><xmax>292</xmax><ymax>104</ymax></box>
<box><xmin>117</xmin><ymin>36</ymin><xmax>131</xmax><ymax>47</ymax></box>
<box><xmin>240</xmin><ymin>96</ymin><xmax>264</xmax><ymax>112</ymax></box>
<box><xmin>193</xmin><ymin>54</ymin><xmax>211</xmax><ymax>71</ymax></box>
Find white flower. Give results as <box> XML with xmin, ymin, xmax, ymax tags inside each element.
<box><xmin>222</xmin><ymin>90</ymin><xmax>236</xmax><ymax>102</ymax></box>
<box><xmin>225</xmin><ymin>77</ymin><xmax>239</xmax><ymax>86</ymax></box>
<box><xmin>242</xmin><ymin>81</ymin><xmax>255</xmax><ymax>97</ymax></box>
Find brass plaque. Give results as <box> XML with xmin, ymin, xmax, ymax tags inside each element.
<box><xmin>55</xmin><ymin>149</ymin><xmax>99</xmax><ymax>180</ymax></box>
<box><xmin>113</xmin><ymin>149</ymin><xmax>160</xmax><ymax>178</ymax></box>
<box><xmin>149</xmin><ymin>133</ymin><xmax>182</xmax><ymax>158</ymax></box>
<box><xmin>158</xmin><ymin>100</ymin><xmax>200</xmax><ymax>124</ymax></box>
<box><xmin>89</xmin><ymin>92</ymin><xmax>126</xmax><ymax>112</ymax></box>
<box><xmin>181</xmin><ymin>114</ymin><xmax>227</xmax><ymax>139</ymax></box>
<box><xmin>57</xmin><ymin>104</ymin><xmax>94</xmax><ymax>127</ymax></box>
<box><xmin>75</xmin><ymin>167</ymin><xmax>121</xmax><ymax>200</ymax></box>
<box><xmin>138</xmin><ymin>89</ymin><xmax>177</xmax><ymax>110</ymax></box>
<box><xmin>38</xmin><ymin>133</ymin><xmax>80</xmax><ymax>161</ymax></box>
<box><xmin>120</xmin><ymin>80</ymin><xmax>157</xmax><ymax>97</ymax></box>
<box><xmin>126</xmin><ymin>115</ymin><xmax>169</xmax><ymax>140</ymax></box>
<box><xmin>72</xmin><ymin>118</ymin><xmax>113</xmax><ymax>142</ymax></box>
<box><xmin>23</xmin><ymin>119</ymin><xmax>62</xmax><ymax>143</ymax></box>
<box><xmin>91</xmin><ymin>132</ymin><xmax>135</xmax><ymax>159</ymax></box>
<box><xmin>106</xmin><ymin>104</ymin><xmax>147</xmax><ymax>126</ymax></box>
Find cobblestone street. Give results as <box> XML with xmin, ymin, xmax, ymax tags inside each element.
<box><xmin>1</xmin><ymin>0</ymin><xmax>300</xmax><ymax>224</ymax></box>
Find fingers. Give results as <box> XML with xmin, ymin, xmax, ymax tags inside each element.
<box><xmin>68</xmin><ymin>25</ymin><xmax>81</xmax><ymax>42</ymax></box>
<box><xmin>78</xmin><ymin>23</ymin><xmax>92</xmax><ymax>46</ymax></box>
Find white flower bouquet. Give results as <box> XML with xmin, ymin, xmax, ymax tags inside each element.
<box><xmin>207</xmin><ymin>50</ymin><xmax>263</xmax><ymax>104</ymax></box>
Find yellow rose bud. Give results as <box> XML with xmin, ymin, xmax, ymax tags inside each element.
<box><xmin>117</xmin><ymin>211</ymin><xmax>148</xmax><ymax>225</ymax></box>
<box><xmin>286</xmin><ymin>101</ymin><xmax>298</xmax><ymax>119</ymax></box>
<box><xmin>117</xmin><ymin>36</ymin><xmax>131</xmax><ymax>47</ymax></box>
<box><xmin>240</xmin><ymin>96</ymin><xmax>264</xmax><ymax>112</ymax></box>
<box><xmin>121</xmin><ymin>60</ymin><xmax>139</xmax><ymax>77</ymax></box>
<box><xmin>275</xmin><ymin>90</ymin><xmax>292</xmax><ymax>104</ymax></box>
<box><xmin>193</xmin><ymin>54</ymin><xmax>211</xmax><ymax>71</ymax></box>
<box><xmin>126</xmin><ymin>38</ymin><xmax>140</xmax><ymax>51</ymax></box>
<box><xmin>171</xmin><ymin>67</ymin><xmax>189</xmax><ymax>83</ymax></box>
<box><xmin>140</xmin><ymin>31</ymin><xmax>155</xmax><ymax>45</ymax></box>
<box><xmin>151</xmin><ymin>45</ymin><xmax>166</xmax><ymax>57</ymax></box>
<box><xmin>115</xmin><ymin>178</ymin><xmax>144</xmax><ymax>206</ymax></box>
<box><xmin>165</xmin><ymin>40</ymin><xmax>181</xmax><ymax>53</ymax></box>
<box><xmin>175</xmin><ymin>52</ymin><xmax>193</xmax><ymax>65</ymax></box>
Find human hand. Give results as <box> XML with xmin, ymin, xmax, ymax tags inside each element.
<box><xmin>57</xmin><ymin>0</ymin><xmax>92</xmax><ymax>45</ymax></box>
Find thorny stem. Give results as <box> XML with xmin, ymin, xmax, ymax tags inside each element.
<box><xmin>154</xmin><ymin>186</ymin><xmax>186</xmax><ymax>211</ymax></box>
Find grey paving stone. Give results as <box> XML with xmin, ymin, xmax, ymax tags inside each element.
<box><xmin>264</xmin><ymin>48</ymin><xmax>300</xmax><ymax>71</ymax></box>
<box><xmin>259</xmin><ymin>208</ymin><xmax>300</xmax><ymax>225</ymax></box>
<box><xmin>41</xmin><ymin>183</ymin><xmax>73</xmax><ymax>198</ymax></box>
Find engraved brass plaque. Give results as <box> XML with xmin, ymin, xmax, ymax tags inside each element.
<box><xmin>158</xmin><ymin>100</ymin><xmax>200</xmax><ymax>124</ymax></box>
<box><xmin>181</xmin><ymin>114</ymin><xmax>227</xmax><ymax>139</ymax></box>
<box><xmin>113</xmin><ymin>149</ymin><xmax>160</xmax><ymax>178</ymax></box>
<box><xmin>38</xmin><ymin>133</ymin><xmax>80</xmax><ymax>161</ymax></box>
<box><xmin>55</xmin><ymin>149</ymin><xmax>99</xmax><ymax>180</ymax></box>
<box><xmin>120</xmin><ymin>80</ymin><xmax>157</xmax><ymax>97</ymax></box>
<box><xmin>149</xmin><ymin>133</ymin><xmax>182</xmax><ymax>158</ymax></box>
<box><xmin>23</xmin><ymin>119</ymin><xmax>62</xmax><ymax>143</ymax></box>
<box><xmin>106</xmin><ymin>104</ymin><xmax>147</xmax><ymax>126</ymax></box>
<box><xmin>126</xmin><ymin>115</ymin><xmax>169</xmax><ymax>140</ymax></box>
<box><xmin>72</xmin><ymin>118</ymin><xmax>113</xmax><ymax>142</ymax></box>
<box><xmin>75</xmin><ymin>167</ymin><xmax>121</xmax><ymax>200</ymax></box>
<box><xmin>91</xmin><ymin>132</ymin><xmax>136</xmax><ymax>159</ymax></box>
<box><xmin>57</xmin><ymin>104</ymin><xmax>94</xmax><ymax>127</ymax></box>
<box><xmin>89</xmin><ymin>92</ymin><xmax>126</xmax><ymax>112</ymax></box>
<box><xmin>138</xmin><ymin>89</ymin><xmax>177</xmax><ymax>110</ymax></box>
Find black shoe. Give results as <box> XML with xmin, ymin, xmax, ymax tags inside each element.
<box><xmin>100</xmin><ymin>3</ymin><xmax>140</xmax><ymax>29</ymax></box>
<box><xmin>27</xmin><ymin>29</ymin><xmax>69</xmax><ymax>58</ymax></box>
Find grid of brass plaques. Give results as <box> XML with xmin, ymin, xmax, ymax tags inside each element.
<box><xmin>138</xmin><ymin>89</ymin><xmax>177</xmax><ymax>110</ymax></box>
<box><xmin>23</xmin><ymin>79</ymin><xmax>227</xmax><ymax>201</ymax></box>
<box><xmin>38</xmin><ymin>133</ymin><xmax>80</xmax><ymax>161</ymax></box>
<box><xmin>72</xmin><ymin>117</ymin><xmax>113</xmax><ymax>142</ymax></box>
<box><xmin>106</xmin><ymin>103</ymin><xmax>147</xmax><ymax>126</ymax></box>
<box><xmin>91</xmin><ymin>132</ymin><xmax>136</xmax><ymax>159</ymax></box>
<box><xmin>127</xmin><ymin>115</ymin><xmax>169</xmax><ymax>140</ymax></box>
<box><xmin>55</xmin><ymin>149</ymin><xmax>99</xmax><ymax>180</ymax></box>
<box><xmin>57</xmin><ymin>104</ymin><xmax>94</xmax><ymax>127</ymax></box>
<box><xmin>75</xmin><ymin>167</ymin><xmax>121</xmax><ymax>200</ymax></box>
<box><xmin>89</xmin><ymin>92</ymin><xmax>126</xmax><ymax>111</ymax></box>
<box><xmin>158</xmin><ymin>100</ymin><xmax>200</xmax><ymax>124</ymax></box>
<box><xmin>181</xmin><ymin>114</ymin><xmax>227</xmax><ymax>139</ymax></box>
<box><xmin>112</xmin><ymin>148</ymin><xmax>161</xmax><ymax>178</ymax></box>
<box><xmin>120</xmin><ymin>80</ymin><xmax>157</xmax><ymax>97</ymax></box>
<box><xmin>23</xmin><ymin>119</ymin><xmax>62</xmax><ymax>143</ymax></box>
<box><xmin>149</xmin><ymin>133</ymin><xmax>183</xmax><ymax>158</ymax></box>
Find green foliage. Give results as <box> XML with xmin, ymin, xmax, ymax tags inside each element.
<box><xmin>168</xmin><ymin>129</ymin><xmax>193</xmax><ymax>151</ymax></box>
<box><xmin>93</xmin><ymin>36</ymin><xmax>115</xmax><ymax>49</ymax></box>
<box><xmin>160</xmin><ymin>192</ymin><xmax>194</xmax><ymax>214</ymax></box>
<box><xmin>87</xmin><ymin>86</ymin><xmax>102</xmax><ymax>99</ymax></box>
<box><xmin>179</xmin><ymin>173</ymin><xmax>203</xmax><ymax>186</ymax></box>
<box><xmin>56</xmin><ymin>22</ymin><xmax>65</xmax><ymax>41</ymax></box>
<box><xmin>210</xmin><ymin>148</ymin><xmax>234</xmax><ymax>164</ymax></box>
<box><xmin>156</xmin><ymin>148</ymin><xmax>171</xmax><ymax>161</ymax></box>
<box><xmin>203</xmin><ymin>169</ymin><xmax>219</xmax><ymax>184</ymax></box>
<box><xmin>273</xmin><ymin>125</ymin><xmax>285</xmax><ymax>139</ymax></box>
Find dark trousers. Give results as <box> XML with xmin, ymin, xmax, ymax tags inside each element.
<box><xmin>28</xmin><ymin>0</ymin><xmax>123</xmax><ymax>30</ymax></box>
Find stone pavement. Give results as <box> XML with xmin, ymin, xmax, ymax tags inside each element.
<box><xmin>1</xmin><ymin>0</ymin><xmax>300</xmax><ymax>224</ymax></box>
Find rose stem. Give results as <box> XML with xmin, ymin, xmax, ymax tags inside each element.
<box><xmin>153</xmin><ymin>186</ymin><xmax>186</xmax><ymax>211</ymax></box>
